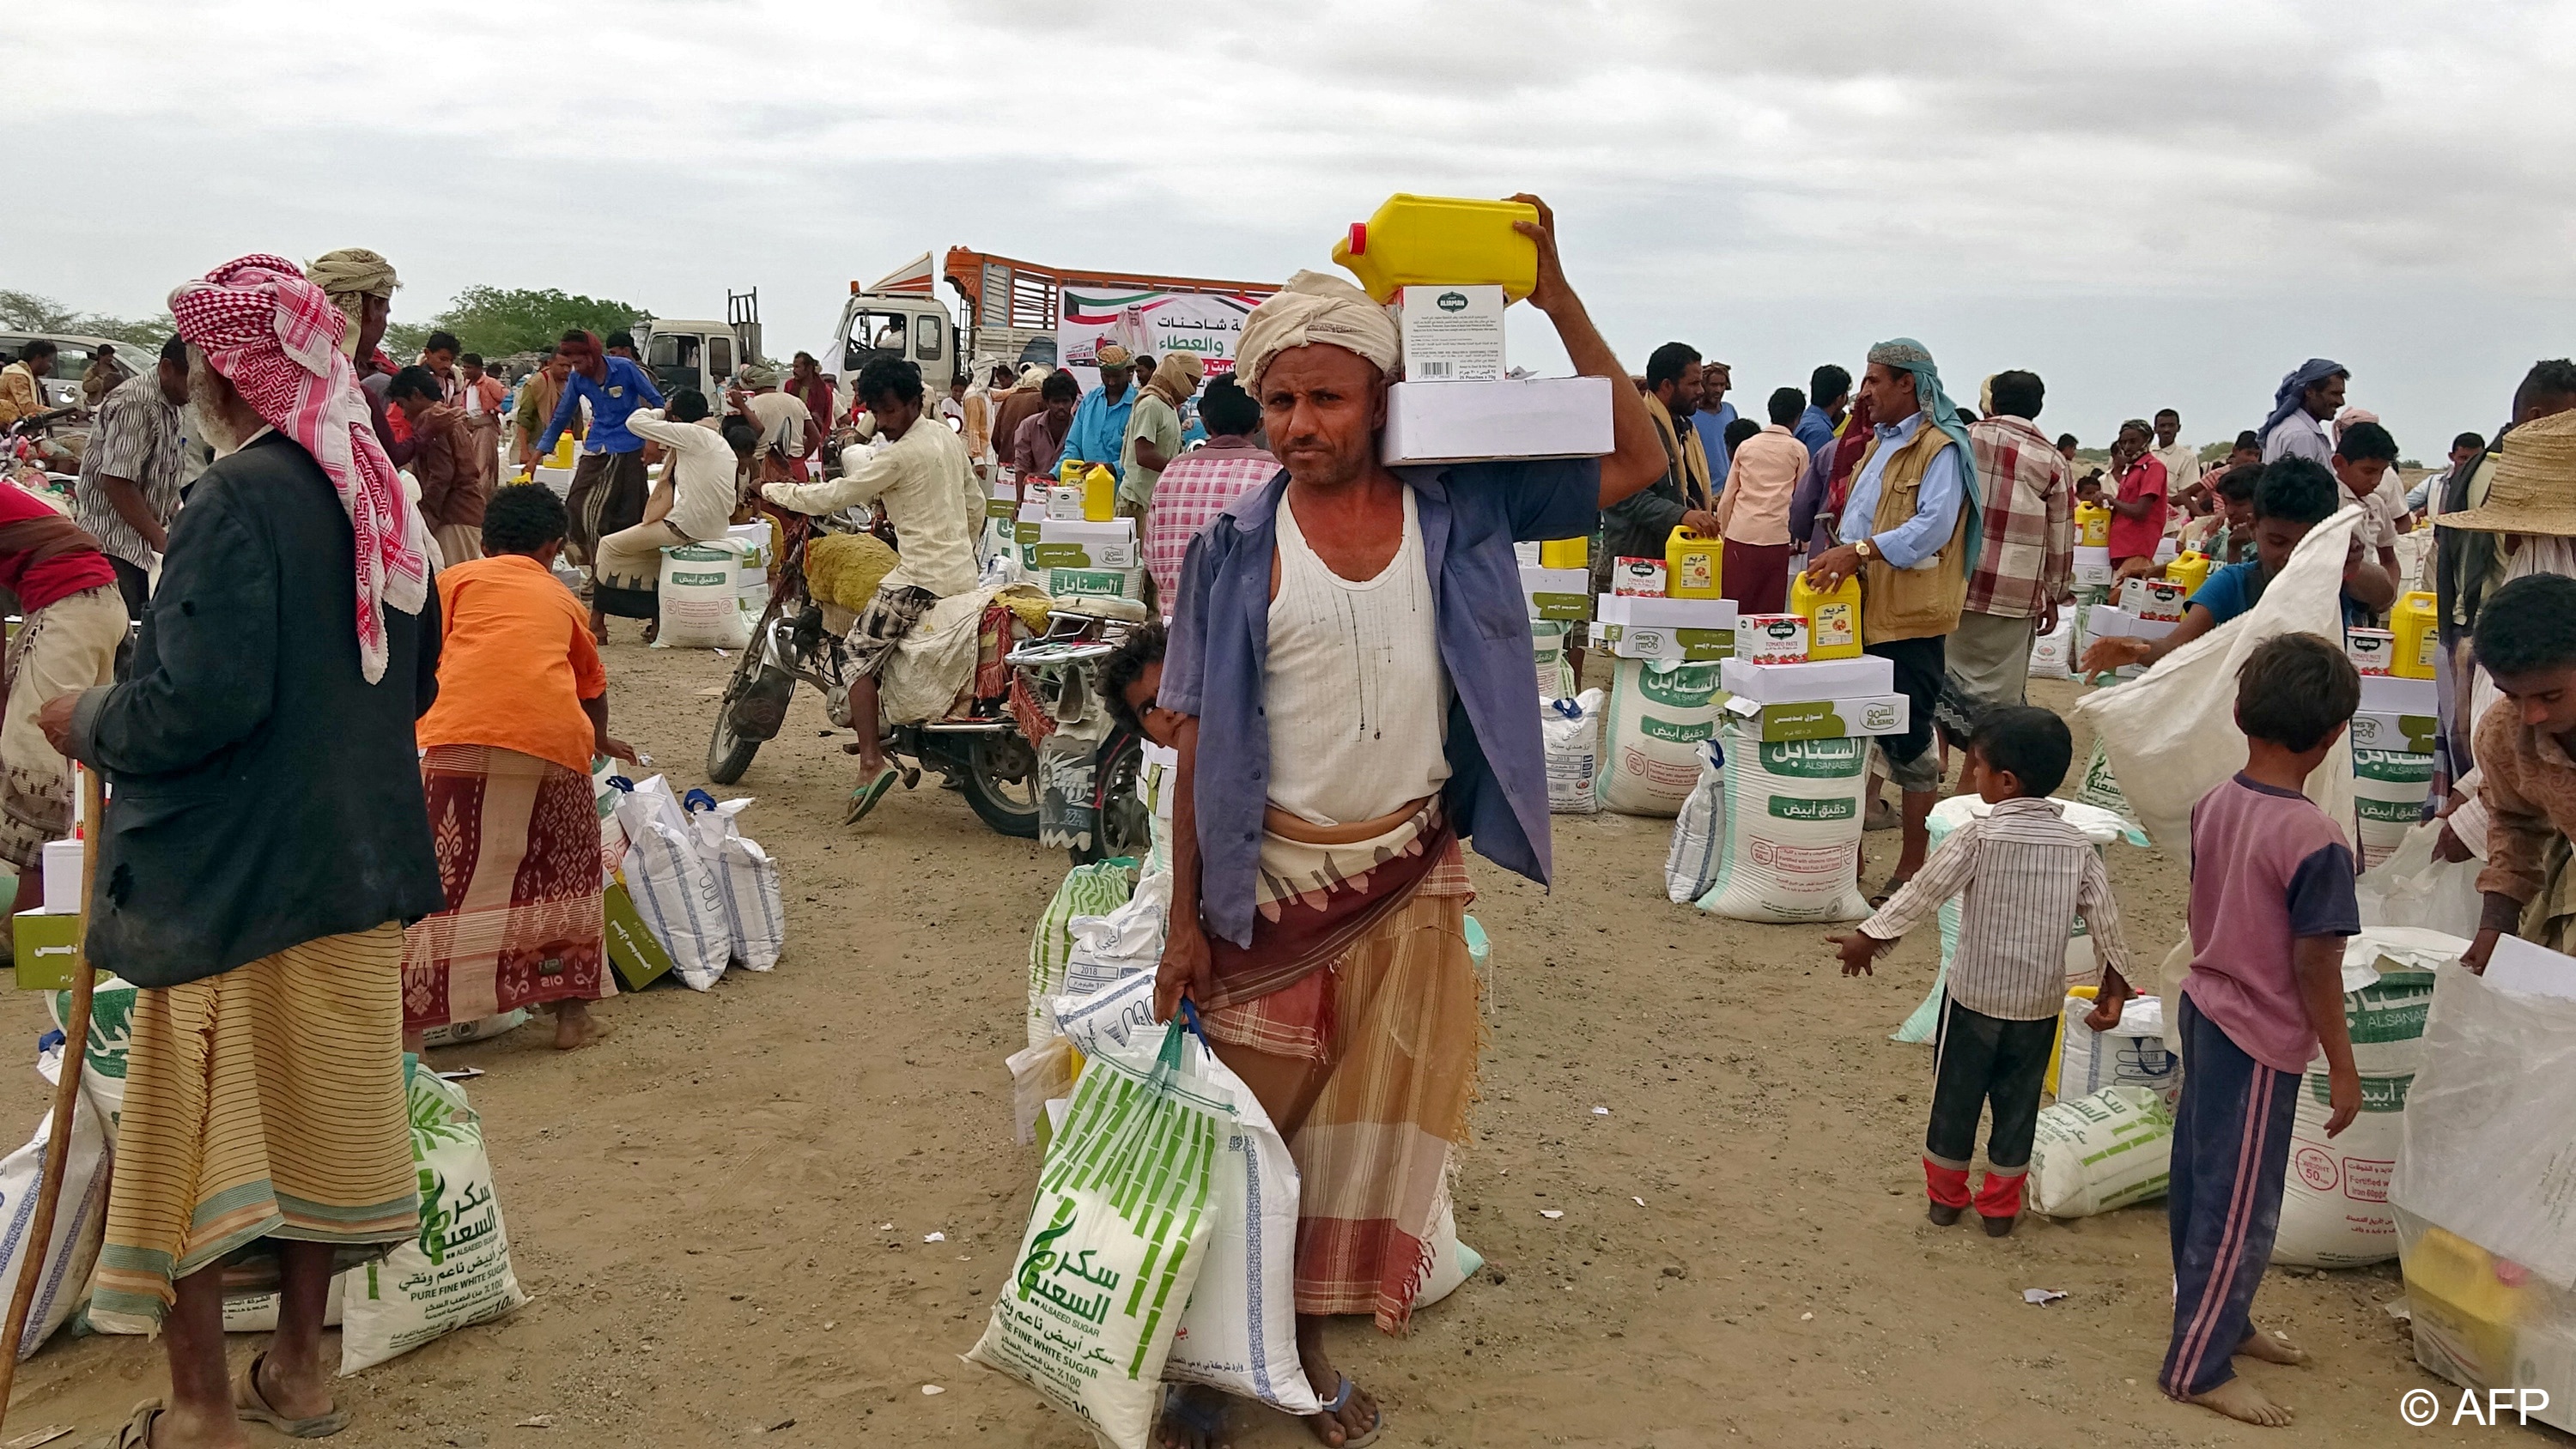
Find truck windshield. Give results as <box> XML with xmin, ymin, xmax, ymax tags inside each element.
<box><xmin>646</xmin><ymin>332</ymin><xmax>700</xmax><ymax>398</ymax></box>
<box><xmin>842</xmin><ymin>312</ymin><xmax>909</xmax><ymax>373</ymax></box>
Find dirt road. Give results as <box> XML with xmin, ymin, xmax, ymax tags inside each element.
<box><xmin>0</xmin><ymin>653</ymin><xmax>2449</xmax><ymax>1446</ymax></box>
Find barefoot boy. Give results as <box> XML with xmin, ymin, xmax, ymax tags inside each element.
<box><xmin>2100</xmin><ymin>633</ymin><xmax>2363</xmax><ymax>1427</ymax></box>
<box><xmin>1831</xmin><ymin>706</ymin><xmax>2131</xmax><ymax>1235</ymax></box>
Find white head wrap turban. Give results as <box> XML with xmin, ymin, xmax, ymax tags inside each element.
<box><xmin>1233</xmin><ymin>270</ymin><xmax>1400</xmax><ymax>393</ymax></box>
<box><xmin>303</xmin><ymin>247</ymin><xmax>400</xmax><ymax>359</ymax></box>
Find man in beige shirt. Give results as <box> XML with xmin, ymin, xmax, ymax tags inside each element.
<box><xmin>1714</xmin><ymin>385</ymin><xmax>1810</xmax><ymax>612</ymax></box>
<box><xmin>758</xmin><ymin>358</ymin><xmax>980</xmax><ymax>823</ymax></box>
<box><xmin>2152</xmin><ymin>408</ymin><xmax>2201</xmax><ymax>520</ymax></box>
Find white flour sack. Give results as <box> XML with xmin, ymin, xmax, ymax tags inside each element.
<box><xmin>1662</xmin><ymin>741</ymin><xmax>1724</xmax><ymax>903</ymax></box>
<box><xmin>613</xmin><ymin>776</ymin><xmax>731</xmax><ymax>991</ymax></box>
<box><xmin>1696</xmin><ymin>724</ymin><xmax>1869</xmax><ymax>923</ymax></box>
<box><xmin>968</xmin><ymin>997</ymin><xmax>1221</xmax><ymax>1449</ymax></box>
<box><xmin>653</xmin><ymin>538</ymin><xmax>752</xmax><ymax>650</ymax></box>
<box><xmin>1597</xmin><ymin>659</ymin><xmax>1723</xmax><ymax>816</ymax></box>
<box><xmin>338</xmin><ymin>1068</ymin><xmax>529</xmax><ymax>1373</ymax></box>
<box><xmin>1532</xmin><ymin>621</ymin><xmax>1575</xmax><ymax>701</ymax></box>
<box><xmin>2272</xmin><ymin>934</ymin><xmax>2447</xmax><ymax>1268</ymax></box>
<box><xmin>2350</xmin><ymin>748</ymin><xmax>2433</xmax><ymax>871</ymax></box>
<box><xmin>2027</xmin><ymin>610</ymin><xmax>2075</xmax><ymax>681</ymax></box>
<box><xmin>687</xmin><ymin>797</ymin><xmax>786</xmax><ymax>971</ymax></box>
<box><xmin>1544</xmin><ymin>688</ymin><xmax>1605</xmax><ymax>815</ymax></box>
<box><xmin>1051</xmin><ymin>974</ymin><xmax>1321</xmax><ymax>1415</ymax></box>
<box><xmin>1</xmin><ymin>1038</ymin><xmax>109</xmax><ymax>1359</ymax></box>
<box><xmin>2031</xmin><ymin>1084</ymin><xmax>2173</xmax><ymax>1218</ymax></box>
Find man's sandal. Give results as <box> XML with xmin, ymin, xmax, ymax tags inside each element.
<box><xmin>1310</xmin><ymin>1373</ymin><xmax>1383</xmax><ymax>1449</ymax></box>
<box><xmin>843</xmin><ymin>763</ymin><xmax>902</xmax><ymax>825</ymax></box>
<box><xmin>88</xmin><ymin>1401</ymin><xmax>167</xmax><ymax>1449</ymax></box>
<box><xmin>235</xmin><ymin>1349</ymin><xmax>352</xmax><ymax>1437</ymax></box>
<box><xmin>1158</xmin><ymin>1385</ymin><xmax>1229</xmax><ymax>1448</ymax></box>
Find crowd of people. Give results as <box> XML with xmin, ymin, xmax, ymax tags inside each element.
<box><xmin>2</xmin><ymin>206</ymin><xmax>2572</xmax><ymax>1446</ymax></box>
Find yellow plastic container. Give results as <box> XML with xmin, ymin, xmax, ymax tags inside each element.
<box><xmin>1790</xmin><ymin>572</ymin><xmax>1862</xmax><ymax>658</ymax></box>
<box><xmin>1664</xmin><ymin>527</ymin><xmax>1723</xmax><ymax>599</ymax></box>
<box><xmin>1329</xmin><ymin>194</ymin><xmax>1540</xmax><ymax>304</ymax></box>
<box><xmin>2075</xmin><ymin>501</ymin><xmax>2111</xmax><ymax>548</ymax></box>
<box><xmin>2165</xmin><ymin>549</ymin><xmax>2214</xmax><ymax>597</ymax></box>
<box><xmin>2392</xmin><ymin>591</ymin><xmax>2439</xmax><ymax>680</ymax></box>
<box><xmin>2400</xmin><ymin>1225</ymin><xmax>2526</xmax><ymax>1385</ymax></box>
<box><xmin>1539</xmin><ymin>537</ymin><xmax>1589</xmax><ymax>570</ymax></box>
<box><xmin>1081</xmin><ymin>464</ymin><xmax>1118</xmax><ymax>523</ymax></box>
<box><xmin>547</xmin><ymin>433</ymin><xmax>576</xmax><ymax>469</ymax></box>
<box><xmin>1058</xmin><ymin>458</ymin><xmax>1085</xmax><ymax>486</ymax></box>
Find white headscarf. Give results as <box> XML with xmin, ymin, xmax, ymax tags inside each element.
<box><xmin>1233</xmin><ymin>270</ymin><xmax>1400</xmax><ymax>392</ymax></box>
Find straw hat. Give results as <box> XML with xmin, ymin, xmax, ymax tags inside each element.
<box><xmin>2436</xmin><ymin>409</ymin><xmax>2576</xmax><ymax>535</ymax></box>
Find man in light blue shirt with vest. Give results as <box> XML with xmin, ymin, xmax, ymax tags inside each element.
<box><xmin>1058</xmin><ymin>343</ymin><xmax>1139</xmax><ymax>480</ymax></box>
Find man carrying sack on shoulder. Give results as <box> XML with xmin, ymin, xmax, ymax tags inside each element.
<box><xmin>1801</xmin><ymin>338</ymin><xmax>1984</xmax><ymax>900</ymax></box>
<box><xmin>40</xmin><ymin>254</ymin><xmax>447</xmax><ymax>1449</ymax></box>
<box><xmin>1151</xmin><ymin>197</ymin><xmax>1668</xmax><ymax>1449</ymax></box>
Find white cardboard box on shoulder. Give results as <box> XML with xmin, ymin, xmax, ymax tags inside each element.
<box><xmin>1380</xmin><ymin>377</ymin><xmax>1614</xmax><ymax>466</ymax></box>
<box><xmin>1594</xmin><ymin>594</ymin><xmax>1739</xmax><ymax>631</ymax></box>
<box><xmin>2360</xmin><ymin>673</ymin><xmax>2439</xmax><ymax>715</ymax></box>
<box><xmin>1390</xmin><ymin>285</ymin><xmax>1507</xmax><ymax>383</ymax></box>
<box><xmin>1717</xmin><ymin>654</ymin><xmax>1894</xmax><ymax>704</ymax></box>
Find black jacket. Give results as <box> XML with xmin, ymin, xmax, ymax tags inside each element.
<box><xmin>69</xmin><ymin>432</ymin><xmax>446</xmax><ymax>987</ymax></box>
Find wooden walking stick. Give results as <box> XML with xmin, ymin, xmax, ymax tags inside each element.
<box><xmin>0</xmin><ymin>763</ymin><xmax>103</xmax><ymax>1427</ymax></box>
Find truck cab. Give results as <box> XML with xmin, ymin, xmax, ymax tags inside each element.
<box><xmin>830</xmin><ymin>255</ymin><xmax>966</xmax><ymax>417</ymax></box>
<box><xmin>636</xmin><ymin>289</ymin><xmax>764</xmax><ymax>409</ymax></box>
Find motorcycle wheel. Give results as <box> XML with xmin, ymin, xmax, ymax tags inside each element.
<box><xmin>1071</xmin><ymin>729</ymin><xmax>1150</xmax><ymax>867</ymax></box>
<box><xmin>956</xmin><ymin>732</ymin><xmax>1042</xmax><ymax>840</ymax></box>
<box><xmin>705</xmin><ymin>621</ymin><xmax>778</xmax><ymax>785</ymax></box>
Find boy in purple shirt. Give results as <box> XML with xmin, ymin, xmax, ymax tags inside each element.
<box><xmin>2097</xmin><ymin>633</ymin><xmax>2363</xmax><ymax>1427</ymax></box>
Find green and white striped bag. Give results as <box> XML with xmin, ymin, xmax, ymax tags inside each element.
<box><xmin>969</xmin><ymin>1010</ymin><xmax>1221</xmax><ymax>1449</ymax></box>
<box><xmin>1026</xmin><ymin>861</ymin><xmax>1135</xmax><ymax>1050</ymax></box>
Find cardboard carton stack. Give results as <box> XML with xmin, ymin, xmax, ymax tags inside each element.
<box><xmin>1012</xmin><ymin>502</ymin><xmax>1146</xmax><ymax>603</ymax></box>
<box><xmin>1717</xmin><ymin>652</ymin><xmax>1909</xmax><ymax>743</ymax></box>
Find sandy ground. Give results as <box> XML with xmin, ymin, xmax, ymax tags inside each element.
<box><xmin>0</xmin><ymin>647</ymin><xmax>2487</xmax><ymax>1448</ymax></box>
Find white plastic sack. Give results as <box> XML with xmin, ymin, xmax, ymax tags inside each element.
<box><xmin>2</xmin><ymin>1039</ymin><xmax>110</xmax><ymax>1359</ymax></box>
<box><xmin>1697</xmin><ymin>724</ymin><xmax>1869</xmax><ymax>924</ymax></box>
<box><xmin>1531</xmin><ymin>621</ymin><xmax>1576</xmax><ymax>701</ymax></box>
<box><xmin>1005</xmin><ymin>1037</ymin><xmax>1078</xmax><ymax>1149</ymax></box>
<box><xmin>2027</xmin><ymin>609</ymin><xmax>2075</xmax><ymax>681</ymax></box>
<box><xmin>2352</xmin><ymin>748</ymin><xmax>2433</xmax><ymax>871</ymax></box>
<box><xmin>1051</xmin><ymin>974</ymin><xmax>1319</xmax><ymax>1415</ymax></box>
<box><xmin>653</xmin><ymin>538</ymin><xmax>752</xmax><ymax>650</ymax></box>
<box><xmin>49</xmin><ymin>974</ymin><xmax>137</xmax><ymax>1145</ymax></box>
<box><xmin>2054</xmin><ymin>993</ymin><xmax>2178</xmax><ymax>1098</ymax></box>
<box><xmin>419</xmin><ymin>1010</ymin><xmax>531</xmax><ymax>1048</ymax></box>
<box><xmin>2273</xmin><ymin>938</ymin><xmax>2445</xmax><ymax>1267</ymax></box>
<box><xmin>338</xmin><ymin>1068</ymin><xmax>529</xmax><ymax>1373</ymax></box>
<box><xmin>2074</xmin><ymin>506</ymin><xmax>2363</xmax><ymax>852</ymax></box>
<box><xmin>2355</xmin><ymin>821</ymin><xmax>2482</xmax><ymax>937</ymax></box>
<box><xmin>1597</xmin><ymin>659</ymin><xmax>1722</xmax><ymax>816</ymax></box>
<box><xmin>1412</xmin><ymin>1198</ymin><xmax>1486</xmax><ymax>1310</ymax></box>
<box><xmin>688</xmin><ymin>797</ymin><xmax>785</xmax><ymax>972</ymax></box>
<box><xmin>1543</xmin><ymin>688</ymin><xmax>1604</xmax><ymax>815</ymax></box>
<box><xmin>1662</xmin><ymin>741</ymin><xmax>1724</xmax><ymax>903</ymax></box>
<box><xmin>223</xmin><ymin>1275</ymin><xmax>345</xmax><ymax>1334</ymax></box>
<box><xmin>2030</xmin><ymin>1084</ymin><xmax>2173</xmax><ymax>1218</ymax></box>
<box><xmin>613</xmin><ymin>776</ymin><xmax>729</xmax><ymax>991</ymax></box>
<box><xmin>968</xmin><ymin>994</ymin><xmax>1220</xmax><ymax>1447</ymax></box>
<box><xmin>1026</xmin><ymin>861</ymin><xmax>1136</xmax><ymax>1050</ymax></box>
<box><xmin>2393</xmin><ymin>966</ymin><xmax>2576</xmax><ymax>1295</ymax></box>
<box><xmin>1064</xmin><ymin>869</ymin><xmax>1170</xmax><ymax>1002</ymax></box>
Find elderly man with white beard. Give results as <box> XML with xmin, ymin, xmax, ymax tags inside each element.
<box><xmin>1148</xmin><ymin>197</ymin><xmax>1666</xmax><ymax>1449</ymax></box>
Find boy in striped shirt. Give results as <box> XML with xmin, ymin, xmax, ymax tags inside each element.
<box><xmin>1831</xmin><ymin>706</ymin><xmax>2131</xmax><ymax>1236</ymax></box>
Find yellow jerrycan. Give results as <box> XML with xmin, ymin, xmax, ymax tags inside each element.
<box><xmin>1330</xmin><ymin>195</ymin><xmax>1540</xmax><ymax>303</ymax></box>
<box><xmin>1082</xmin><ymin>464</ymin><xmax>1118</xmax><ymax>523</ymax></box>
<box><xmin>1791</xmin><ymin>572</ymin><xmax>1863</xmax><ymax>659</ymax></box>
<box><xmin>1664</xmin><ymin>526</ymin><xmax>1723</xmax><ymax>599</ymax></box>
<box><xmin>2391</xmin><ymin>591</ymin><xmax>2439</xmax><ymax>680</ymax></box>
<box><xmin>1539</xmin><ymin>537</ymin><xmax>1589</xmax><ymax>570</ymax></box>
<box><xmin>2075</xmin><ymin>500</ymin><xmax>2111</xmax><ymax>548</ymax></box>
<box><xmin>2164</xmin><ymin>549</ymin><xmax>2214</xmax><ymax>598</ymax></box>
<box><xmin>547</xmin><ymin>432</ymin><xmax>576</xmax><ymax>469</ymax></box>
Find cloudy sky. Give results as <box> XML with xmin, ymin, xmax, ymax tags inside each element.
<box><xmin>24</xmin><ymin>0</ymin><xmax>2574</xmax><ymax>452</ymax></box>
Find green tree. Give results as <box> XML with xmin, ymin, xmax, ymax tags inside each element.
<box><xmin>424</xmin><ymin>287</ymin><xmax>649</xmax><ymax>359</ymax></box>
<box><xmin>0</xmin><ymin>290</ymin><xmax>172</xmax><ymax>346</ymax></box>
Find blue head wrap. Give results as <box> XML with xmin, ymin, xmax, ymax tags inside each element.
<box><xmin>2261</xmin><ymin>358</ymin><xmax>2346</xmax><ymax>444</ymax></box>
<box><xmin>1866</xmin><ymin>337</ymin><xmax>1981</xmax><ymax>572</ymax></box>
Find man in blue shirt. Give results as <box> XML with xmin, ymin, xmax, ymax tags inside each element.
<box><xmin>535</xmin><ymin>328</ymin><xmax>665</xmax><ymax>622</ymax></box>
<box><xmin>1796</xmin><ymin>363</ymin><xmax>1851</xmax><ymax>459</ymax></box>
<box><xmin>1058</xmin><ymin>343</ymin><xmax>1138</xmax><ymax>479</ymax></box>
<box><xmin>2078</xmin><ymin>458</ymin><xmax>2395</xmax><ymax>678</ymax></box>
<box><xmin>1686</xmin><ymin>359</ymin><xmax>1738</xmax><ymax>493</ymax></box>
<box><xmin>1152</xmin><ymin>197</ymin><xmax>1666</xmax><ymax>1449</ymax></box>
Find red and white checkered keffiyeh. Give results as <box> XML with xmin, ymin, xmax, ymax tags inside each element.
<box><xmin>168</xmin><ymin>253</ymin><xmax>429</xmax><ymax>683</ymax></box>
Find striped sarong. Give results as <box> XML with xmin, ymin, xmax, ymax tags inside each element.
<box><xmin>1202</xmin><ymin>817</ymin><xmax>1479</xmax><ymax>1334</ymax></box>
<box><xmin>403</xmin><ymin>743</ymin><xmax>611</xmax><ymax>1032</ymax></box>
<box><xmin>88</xmin><ymin>923</ymin><xmax>420</xmax><ymax>1333</ymax></box>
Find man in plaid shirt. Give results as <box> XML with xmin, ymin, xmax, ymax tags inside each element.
<box><xmin>1950</xmin><ymin>369</ymin><xmax>2073</xmax><ymax>709</ymax></box>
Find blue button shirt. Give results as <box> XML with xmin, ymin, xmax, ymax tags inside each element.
<box><xmin>537</xmin><ymin>356</ymin><xmax>665</xmax><ymax>457</ymax></box>
<box><xmin>1838</xmin><ymin>412</ymin><xmax>1966</xmax><ymax>569</ymax></box>
<box><xmin>1794</xmin><ymin>404</ymin><xmax>1840</xmax><ymax>461</ymax></box>
<box><xmin>1688</xmin><ymin>401</ymin><xmax>1739</xmax><ymax>491</ymax></box>
<box><xmin>1060</xmin><ymin>383</ymin><xmax>1137</xmax><ymax>480</ymax></box>
<box><xmin>1161</xmin><ymin>459</ymin><xmax>1602</xmax><ymax>946</ymax></box>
